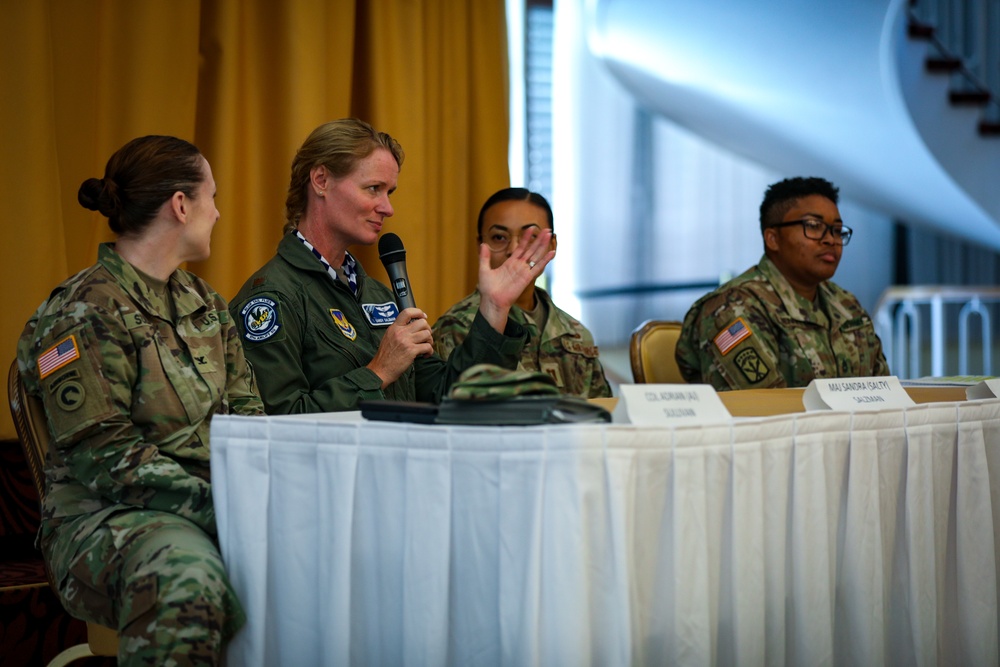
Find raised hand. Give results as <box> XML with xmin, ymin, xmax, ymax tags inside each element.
<box><xmin>477</xmin><ymin>229</ymin><xmax>555</xmax><ymax>332</ymax></box>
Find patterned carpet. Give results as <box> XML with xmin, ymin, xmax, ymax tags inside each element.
<box><xmin>0</xmin><ymin>440</ymin><xmax>113</xmax><ymax>666</ymax></box>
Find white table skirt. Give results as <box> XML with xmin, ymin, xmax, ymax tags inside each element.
<box><xmin>210</xmin><ymin>401</ymin><xmax>1000</xmax><ymax>667</ymax></box>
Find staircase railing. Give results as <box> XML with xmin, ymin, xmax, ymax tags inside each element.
<box><xmin>873</xmin><ymin>286</ymin><xmax>1000</xmax><ymax>378</ymax></box>
<box><xmin>909</xmin><ymin>0</ymin><xmax>1000</xmax><ymax>125</ymax></box>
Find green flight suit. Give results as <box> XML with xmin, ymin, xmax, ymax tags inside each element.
<box><xmin>230</xmin><ymin>233</ymin><xmax>527</xmax><ymax>413</ymax></box>
<box><xmin>16</xmin><ymin>243</ymin><xmax>263</xmax><ymax>665</ymax></box>
<box><xmin>675</xmin><ymin>255</ymin><xmax>890</xmax><ymax>391</ymax></box>
<box><xmin>432</xmin><ymin>287</ymin><xmax>612</xmax><ymax>398</ymax></box>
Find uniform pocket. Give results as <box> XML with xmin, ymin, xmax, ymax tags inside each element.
<box><xmin>118</xmin><ymin>571</ymin><xmax>159</xmax><ymax>634</ymax></box>
<box><xmin>36</xmin><ymin>325</ymin><xmax>118</xmax><ymax>443</ymax></box>
<box><xmin>561</xmin><ymin>337</ymin><xmax>600</xmax><ymax>358</ymax></box>
<box><xmin>840</xmin><ymin>315</ymin><xmax>873</xmax><ymax>333</ymax></box>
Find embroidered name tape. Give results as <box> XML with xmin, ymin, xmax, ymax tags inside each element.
<box><xmin>362</xmin><ymin>302</ymin><xmax>399</xmax><ymax>327</ymax></box>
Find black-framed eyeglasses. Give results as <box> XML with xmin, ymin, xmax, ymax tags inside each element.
<box><xmin>482</xmin><ymin>226</ymin><xmax>543</xmax><ymax>253</ymax></box>
<box><xmin>769</xmin><ymin>218</ymin><xmax>853</xmax><ymax>246</ymax></box>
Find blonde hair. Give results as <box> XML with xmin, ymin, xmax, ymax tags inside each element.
<box><xmin>283</xmin><ymin>118</ymin><xmax>404</xmax><ymax>233</ymax></box>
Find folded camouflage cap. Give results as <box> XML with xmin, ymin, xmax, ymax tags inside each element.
<box><xmin>449</xmin><ymin>363</ymin><xmax>560</xmax><ymax>400</ymax></box>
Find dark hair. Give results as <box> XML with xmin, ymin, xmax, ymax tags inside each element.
<box><xmin>476</xmin><ymin>187</ymin><xmax>554</xmax><ymax>237</ymax></box>
<box><xmin>77</xmin><ymin>135</ymin><xmax>204</xmax><ymax>235</ymax></box>
<box><xmin>759</xmin><ymin>176</ymin><xmax>840</xmax><ymax>232</ymax></box>
<box><xmin>284</xmin><ymin>118</ymin><xmax>404</xmax><ymax>234</ymax></box>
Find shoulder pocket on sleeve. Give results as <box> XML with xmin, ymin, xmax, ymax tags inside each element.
<box><xmin>561</xmin><ymin>337</ymin><xmax>600</xmax><ymax>358</ymax></box>
<box><xmin>36</xmin><ymin>325</ymin><xmax>118</xmax><ymax>443</ymax></box>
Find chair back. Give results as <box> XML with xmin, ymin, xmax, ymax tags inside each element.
<box><xmin>8</xmin><ymin>359</ymin><xmax>121</xmax><ymax>659</ymax></box>
<box><xmin>629</xmin><ymin>320</ymin><xmax>686</xmax><ymax>384</ymax></box>
<box><xmin>8</xmin><ymin>359</ymin><xmax>49</xmax><ymax>502</ymax></box>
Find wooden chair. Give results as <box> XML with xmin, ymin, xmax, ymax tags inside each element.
<box><xmin>7</xmin><ymin>359</ymin><xmax>119</xmax><ymax>665</ymax></box>
<box><xmin>629</xmin><ymin>319</ymin><xmax>686</xmax><ymax>384</ymax></box>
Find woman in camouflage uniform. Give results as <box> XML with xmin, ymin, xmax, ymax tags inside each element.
<box><xmin>16</xmin><ymin>136</ymin><xmax>264</xmax><ymax>665</ymax></box>
<box><xmin>675</xmin><ymin>176</ymin><xmax>889</xmax><ymax>390</ymax></box>
<box><xmin>432</xmin><ymin>188</ymin><xmax>612</xmax><ymax>398</ymax></box>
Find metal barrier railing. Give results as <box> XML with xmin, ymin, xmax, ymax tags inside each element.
<box><xmin>910</xmin><ymin>0</ymin><xmax>1000</xmax><ymax>122</ymax></box>
<box><xmin>873</xmin><ymin>286</ymin><xmax>1000</xmax><ymax>378</ymax></box>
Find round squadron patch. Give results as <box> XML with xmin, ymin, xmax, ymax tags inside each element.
<box><xmin>241</xmin><ymin>298</ymin><xmax>281</xmax><ymax>342</ymax></box>
<box><xmin>735</xmin><ymin>348</ymin><xmax>770</xmax><ymax>384</ymax></box>
<box><xmin>55</xmin><ymin>380</ymin><xmax>85</xmax><ymax>411</ymax></box>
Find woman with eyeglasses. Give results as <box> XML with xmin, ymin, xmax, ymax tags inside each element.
<box><xmin>675</xmin><ymin>176</ymin><xmax>889</xmax><ymax>390</ymax></box>
<box><xmin>432</xmin><ymin>187</ymin><xmax>611</xmax><ymax>398</ymax></box>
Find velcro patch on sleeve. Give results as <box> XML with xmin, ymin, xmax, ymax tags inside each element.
<box><xmin>713</xmin><ymin>318</ymin><xmax>752</xmax><ymax>356</ymax></box>
<box><xmin>37</xmin><ymin>335</ymin><xmax>80</xmax><ymax>379</ymax></box>
<box><xmin>38</xmin><ymin>325</ymin><xmax>117</xmax><ymax>439</ymax></box>
<box><xmin>241</xmin><ymin>297</ymin><xmax>281</xmax><ymax>342</ymax></box>
<box><xmin>734</xmin><ymin>348</ymin><xmax>770</xmax><ymax>384</ymax></box>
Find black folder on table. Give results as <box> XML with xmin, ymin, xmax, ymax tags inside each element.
<box><xmin>360</xmin><ymin>396</ymin><xmax>610</xmax><ymax>426</ymax></box>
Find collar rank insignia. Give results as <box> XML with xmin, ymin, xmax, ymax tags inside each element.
<box><xmin>330</xmin><ymin>309</ymin><xmax>358</xmax><ymax>340</ymax></box>
<box><xmin>361</xmin><ymin>302</ymin><xmax>399</xmax><ymax>327</ymax></box>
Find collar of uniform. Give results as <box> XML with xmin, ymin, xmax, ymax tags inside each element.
<box><xmin>276</xmin><ymin>232</ymin><xmax>369</xmax><ymax>279</ymax></box>
<box><xmin>814</xmin><ymin>280</ymin><xmax>860</xmax><ymax>328</ymax></box>
<box><xmin>757</xmin><ymin>254</ymin><xmax>834</xmax><ymax>326</ymax></box>
<box><xmin>470</xmin><ymin>287</ymin><xmax>578</xmax><ymax>345</ymax></box>
<box><xmin>530</xmin><ymin>287</ymin><xmax>584</xmax><ymax>342</ymax></box>
<box><xmin>98</xmin><ymin>242</ymin><xmax>208</xmax><ymax>320</ymax></box>
<box><xmin>293</xmin><ymin>230</ymin><xmax>361</xmax><ymax>295</ymax></box>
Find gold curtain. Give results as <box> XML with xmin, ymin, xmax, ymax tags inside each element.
<box><xmin>0</xmin><ymin>0</ymin><xmax>510</xmax><ymax>439</ymax></box>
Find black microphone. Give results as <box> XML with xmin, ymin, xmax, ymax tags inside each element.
<box><xmin>378</xmin><ymin>232</ymin><xmax>416</xmax><ymax>310</ymax></box>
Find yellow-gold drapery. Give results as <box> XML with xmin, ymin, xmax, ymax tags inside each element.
<box><xmin>0</xmin><ymin>0</ymin><xmax>510</xmax><ymax>439</ymax></box>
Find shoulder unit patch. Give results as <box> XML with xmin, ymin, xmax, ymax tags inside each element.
<box><xmin>37</xmin><ymin>335</ymin><xmax>80</xmax><ymax>379</ymax></box>
<box><xmin>714</xmin><ymin>318</ymin><xmax>752</xmax><ymax>355</ymax></box>
<box><xmin>734</xmin><ymin>348</ymin><xmax>770</xmax><ymax>384</ymax></box>
<box><xmin>241</xmin><ymin>297</ymin><xmax>281</xmax><ymax>342</ymax></box>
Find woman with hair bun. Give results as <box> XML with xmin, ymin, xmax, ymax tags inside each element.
<box><xmin>16</xmin><ymin>135</ymin><xmax>263</xmax><ymax>665</ymax></box>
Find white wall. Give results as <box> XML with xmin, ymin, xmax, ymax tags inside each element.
<box><xmin>552</xmin><ymin>0</ymin><xmax>897</xmax><ymax>347</ymax></box>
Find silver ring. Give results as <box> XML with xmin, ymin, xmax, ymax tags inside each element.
<box><xmin>528</xmin><ymin>260</ymin><xmax>536</xmax><ymax>269</ymax></box>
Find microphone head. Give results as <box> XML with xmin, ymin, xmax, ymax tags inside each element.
<box><xmin>378</xmin><ymin>232</ymin><xmax>406</xmax><ymax>266</ymax></box>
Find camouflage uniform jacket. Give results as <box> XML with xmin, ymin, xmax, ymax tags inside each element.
<box><xmin>229</xmin><ymin>233</ymin><xmax>527</xmax><ymax>413</ymax></box>
<box><xmin>675</xmin><ymin>255</ymin><xmax>889</xmax><ymax>390</ymax></box>
<box><xmin>432</xmin><ymin>287</ymin><xmax>612</xmax><ymax>398</ymax></box>
<box><xmin>16</xmin><ymin>243</ymin><xmax>264</xmax><ymax>545</ymax></box>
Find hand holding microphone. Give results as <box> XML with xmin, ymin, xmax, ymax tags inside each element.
<box><xmin>368</xmin><ymin>233</ymin><xmax>432</xmax><ymax>386</ymax></box>
<box><xmin>378</xmin><ymin>232</ymin><xmax>416</xmax><ymax>310</ymax></box>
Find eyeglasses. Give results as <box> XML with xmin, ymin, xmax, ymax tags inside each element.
<box><xmin>482</xmin><ymin>226</ymin><xmax>543</xmax><ymax>253</ymax></box>
<box><xmin>768</xmin><ymin>218</ymin><xmax>853</xmax><ymax>246</ymax></box>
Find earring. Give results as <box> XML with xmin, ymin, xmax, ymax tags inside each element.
<box><xmin>316</xmin><ymin>190</ymin><xmax>325</xmax><ymax>197</ymax></box>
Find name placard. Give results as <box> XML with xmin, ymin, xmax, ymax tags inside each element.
<box><xmin>803</xmin><ymin>376</ymin><xmax>914</xmax><ymax>411</ymax></box>
<box><xmin>612</xmin><ymin>384</ymin><xmax>732</xmax><ymax>425</ymax></box>
<box><xmin>967</xmin><ymin>378</ymin><xmax>1000</xmax><ymax>400</ymax></box>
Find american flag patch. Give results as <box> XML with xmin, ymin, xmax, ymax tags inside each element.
<box><xmin>714</xmin><ymin>318</ymin><xmax>752</xmax><ymax>355</ymax></box>
<box><xmin>37</xmin><ymin>335</ymin><xmax>80</xmax><ymax>379</ymax></box>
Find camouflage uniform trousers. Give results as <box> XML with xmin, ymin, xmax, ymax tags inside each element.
<box><xmin>43</xmin><ymin>509</ymin><xmax>245</xmax><ymax>666</ymax></box>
